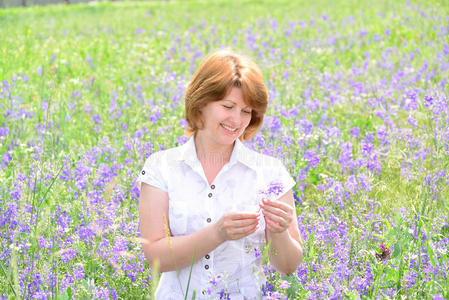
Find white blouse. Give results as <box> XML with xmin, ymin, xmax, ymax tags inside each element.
<box><xmin>137</xmin><ymin>136</ymin><xmax>295</xmax><ymax>299</ymax></box>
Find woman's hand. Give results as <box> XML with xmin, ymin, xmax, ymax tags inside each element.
<box><xmin>214</xmin><ymin>212</ymin><xmax>259</xmax><ymax>242</ymax></box>
<box><xmin>260</xmin><ymin>198</ymin><xmax>294</xmax><ymax>233</ymax></box>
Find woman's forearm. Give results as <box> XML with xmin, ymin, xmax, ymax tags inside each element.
<box><xmin>267</xmin><ymin>230</ymin><xmax>303</xmax><ymax>274</ymax></box>
<box><xmin>143</xmin><ymin>223</ymin><xmax>224</xmax><ymax>272</ymax></box>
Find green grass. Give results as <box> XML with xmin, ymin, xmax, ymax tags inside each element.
<box><xmin>1</xmin><ymin>0</ymin><xmax>449</xmax><ymax>298</ymax></box>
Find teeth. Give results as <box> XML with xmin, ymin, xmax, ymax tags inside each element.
<box><xmin>221</xmin><ymin>123</ymin><xmax>238</xmax><ymax>132</ymax></box>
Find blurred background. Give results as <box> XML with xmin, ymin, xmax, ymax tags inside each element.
<box><xmin>2</xmin><ymin>0</ymin><xmax>164</xmax><ymax>8</ymax></box>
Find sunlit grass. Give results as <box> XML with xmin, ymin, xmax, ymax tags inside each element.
<box><xmin>1</xmin><ymin>0</ymin><xmax>449</xmax><ymax>298</ymax></box>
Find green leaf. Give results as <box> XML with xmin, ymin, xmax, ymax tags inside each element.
<box><xmin>67</xmin><ymin>286</ymin><xmax>72</xmax><ymax>299</ymax></box>
<box><xmin>285</xmin><ymin>273</ymin><xmax>302</xmax><ymax>297</ymax></box>
<box><xmin>427</xmin><ymin>242</ymin><xmax>435</xmax><ymax>268</ymax></box>
<box><xmin>374</xmin><ymin>244</ymin><xmax>382</xmax><ymax>254</ymax></box>
<box><xmin>441</xmin><ymin>224</ymin><xmax>449</xmax><ymax>237</ymax></box>
<box><xmin>385</xmin><ymin>218</ymin><xmax>392</xmax><ymax>233</ymax></box>
<box><xmin>372</xmin><ymin>233</ymin><xmax>384</xmax><ymax>240</ymax></box>
<box><xmin>391</xmin><ymin>242</ymin><xmax>401</xmax><ymax>259</ymax></box>
<box><xmin>386</xmin><ymin>238</ymin><xmax>395</xmax><ymax>248</ymax></box>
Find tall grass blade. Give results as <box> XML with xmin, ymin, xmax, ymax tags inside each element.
<box><xmin>184</xmin><ymin>248</ymin><xmax>196</xmax><ymax>300</ymax></box>
<box><xmin>0</xmin><ymin>264</ymin><xmax>17</xmax><ymax>298</ymax></box>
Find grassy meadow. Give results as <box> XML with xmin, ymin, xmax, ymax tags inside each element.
<box><xmin>1</xmin><ymin>0</ymin><xmax>449</xmax><ymax>298</ymax></box>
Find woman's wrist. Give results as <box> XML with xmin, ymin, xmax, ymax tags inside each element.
<box><xmin>267</xmin><ymin>227</ymin><xmax>290</xmax><ymax>242</ymax></box>
<box><xmin>211</xmin><ymin>222</ymin><xmax>226</xmax><ymax>245</ymax></box>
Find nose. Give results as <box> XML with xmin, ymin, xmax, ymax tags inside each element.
<box><xmin>229</xmin><ymin>109</ymin><xmax>241</xmax><ymax>125</ymax></box>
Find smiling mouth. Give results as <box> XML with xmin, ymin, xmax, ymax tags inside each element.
<box><xmin>221</xmin><ymin>123</ymin><xmax>238</xmax><ymax>133</ymax></box>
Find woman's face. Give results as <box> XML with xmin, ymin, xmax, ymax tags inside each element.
<box><xmin>198</xmin><ymin>87</ymin><xmax>252</xmax><ymax>146</ymax></box>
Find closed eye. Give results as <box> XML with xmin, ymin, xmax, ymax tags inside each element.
<box><xmin>223</xmin><ymin>105</ymin><xmax>233</xmax><ymax>109</ymax></box>
<box><xmin>243</xmin><ymin>110</ymin><xmax>252</xmax><ymax>114</ymax></box>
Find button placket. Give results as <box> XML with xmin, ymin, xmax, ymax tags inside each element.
<box><xmin>202</xmin><ymin>182</ymin><xmax>214</xmax><ymax>273</ymax></box>
<box><xmin>208</xmin><ymin>253</ymin><xmax>214</xmax><ymax>273</ymax></box>
<box><xmin>205</xmin><ymin>184</ymin><xmax>216</xmax><ymax>228</ymax></box>
<box><xmin>206</xmin><ymin>184</ymin><xmax>213</xmax><ymax>224</ymax></box>
<box><xmin>203</xmin><ymin>249</ymin><xmax>213</xmax><ymax>275</ymax></box>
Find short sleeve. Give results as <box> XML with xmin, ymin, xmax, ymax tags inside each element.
<box><xmin>273</xmin><ymin>158</ymin><xmax>296</xmax><ymax>199</ymax></box>
<box><xmin>136</xmin><ymin>152</ymin><xmax>168</xmax><ymax>192</ymax></box>
<box><xmin>266</xmin><ymin>158</ymin><xmax>296</xmax><ymax>199</ymax></box>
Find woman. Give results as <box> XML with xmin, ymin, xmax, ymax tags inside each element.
<box><xmin>137</xmin><ymin>49</ymin><xmax>303</xmax><ymax>299</ymax></box>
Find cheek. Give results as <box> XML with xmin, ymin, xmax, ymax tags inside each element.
<box><xmin>243</xmin><ymin>114</ymin><xmax>252</xmax><ymax>127</ymax></box>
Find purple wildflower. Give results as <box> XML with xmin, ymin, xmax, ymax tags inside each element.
<box><xmin>60</xmin><ymin>249</ymin><xmax>77</xmax><ymax>263</ymax></box>
<box><xmin>1</xmin><ymin>152</ymin><xmax>12</xmax><ymax>168</ymax></box>
<box><xmin>304</xmin><ymin>150</ymin><xmax>320</xmax><ymax>169</ymax></box>
<box><xmin>259</xmin><ymin>182</ymin><xmax>284</xmax><ymax>200</ymax></box>
<box><xmin>350</xmin><ymin>127</ymin><xmax>360</xmax><ymax>138</ymax></box>
<box><xmin>92</xmin><ymin>114</ymin><xmax>102</xmax><ymax>125</ymax></box>
<box><xmin>219</xmin><ymin>290</ymin><xmax>230</xmax><ymax>300</ymax></box>
<box><xmin>135</xmin><ymin>28</ymin><xmax>145</xmax><ymax>35</ymax></box>
<box><xmin>0</xmin><ymin>127</ymin><xmax>9</xmax><ymax>136</ymax></box>
<box><xmin>73</xmin><ymin>264</ymin><xmax>85</xmax><ymax>280</ymax></box>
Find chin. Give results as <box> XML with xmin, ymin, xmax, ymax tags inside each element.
<box><xmin>215</xmin><ymin>132</ymin><xmax>238</xmax><ymax>144</ymax></box>
<box><xmin>217</xmin><ymin>128</ymin><xmax>242</xmax><ymax>143</ymax></box>
<box><xmin>218</xmin><ymin>136</ymin><xmax>237</xmax><ymax>145</ymax></box>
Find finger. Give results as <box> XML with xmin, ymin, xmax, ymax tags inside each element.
<box><xmin>238</xmin><ymin>226</ymin><xmax>258</xmax><ymax>238</ymax></box>
<box><xmin>230</xmin><ymin>212</ymin><xmax>259</xmax><ymax>220</ymax></box>
<box><xmin>264</xmin><ymin>211</ymin><xmax>288</xmax><ymax>228</ymax></box>
<box><xmin>229</xmin><ymin>220</ymin><xmax>258</xmax><ymax>232</ymax></box>
<box><xmin>261</xmin><ymin>204</ymin><xmax>290</xmax><ymax>220</ymax></box>
<box><xmin>265</xmin><ymin>212</ymin><xmax>292</xmax><ymax>230</ymax></box>
<box><xmin>233</xmin><ymin>218</ymin><xmax>259</xmax><ymax>228</ymax></box>
<box><xmin>261</xmin><ymin>198</ymin><xmax>293</xmax><ymax>212</ymax></box>
<box><xmin>222</xmin><ymin>218</ymin><xmax>258</xmax><ymax>233</ymax></box>
<box><xmin>266</xmin><ymin>217</ymin><xmax>285</xmax><ymax>232</ymax></box>
<box><xmin>237</xmin><ymin>226</ymin><xmax>258</xmax><ymax>239</ymax></box>
<box><xmin>229</xmin><ymin>223</ymin><xmax>258</xmax><ymax>239</ymax></box>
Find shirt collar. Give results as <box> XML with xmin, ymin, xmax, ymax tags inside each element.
<box><xmin>178</xmin><ymin>135</ymin><xmax>257</xmax><ymax>171</ymax></box>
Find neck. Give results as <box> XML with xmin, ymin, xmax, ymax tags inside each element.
<box><xmin>194</xmin><ymin>133</ymin><xmax>234</xmax><ymax>166</ymax></box>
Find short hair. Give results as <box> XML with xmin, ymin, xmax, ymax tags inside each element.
<box><xmin>184</xmin><ymin>49</ymin><xmax>268</xmax><ymax>141</ymax></box>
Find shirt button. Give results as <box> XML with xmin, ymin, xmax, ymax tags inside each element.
<box><xmin>210</xmin><ymin>184</ymin><xmax>215</xmax><ymax>189</ymax></box>
<box><xmin>141</xmin><ymin>170</ymin><xmax>145</xmax><ymax>175</ymax></box>
<box><xmin>205</xmin><ymin>265</ymin><xmax>209</xmax><ymax>270</ymax></box>
<box><xmin>208</xmin><ymin>193</ymin><xmax>212</xmax><ymax>198</ymax></box>
<box><xmin>202</xmin><ymin>290</ymin><xmax>206</xmax><ymax>295</ymax></box>
<box><xmin>205</xmin><ymin>254</ymin><xmax>210</xmax><ymax>259</ymax></box>
<box><xmin>206</xmin><ymin>218</ymin><xmax>211</xmax><ymax>223</ymax></box>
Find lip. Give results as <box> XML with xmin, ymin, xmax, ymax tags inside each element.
<box><xmin>221</xmin><ymin>123</ymin><xmax>238</xmax><ymax>134</ymax></box>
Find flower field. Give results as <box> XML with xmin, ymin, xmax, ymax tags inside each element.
<box><xmin>1</xmin><ymin>0</ymin><xmax>449</xmax><ymax>298</ymax></box>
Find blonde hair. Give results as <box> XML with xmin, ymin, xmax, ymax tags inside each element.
<box><xmin>184</xmin><ymin>49</ymin><xmax>268</xmax><ymax>141</ymax></box>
